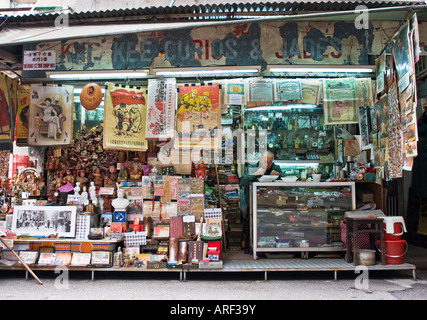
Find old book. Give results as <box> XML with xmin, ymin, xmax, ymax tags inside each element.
<box><xmin>188</xmin><ymin>241</ymin><xmax>203</xmax><ymax>263</ymax></box>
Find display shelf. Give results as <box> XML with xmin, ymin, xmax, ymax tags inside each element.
<box><xmin>251</xmin><ymin>182</ymin><xmax>356</xmax><ymax>260</ymax></box>
<box><xmin>0</xmin><ymin>257</ymin><xmax>416</xmax><ymax>282</ymax></box>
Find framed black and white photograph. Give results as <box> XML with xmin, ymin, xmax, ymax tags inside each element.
<box><xmin>11</xmin><ymin>206</ymin><xmax>77</xmax><ymax>238</ymax></box>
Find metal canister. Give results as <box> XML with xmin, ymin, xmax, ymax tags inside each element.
<box><xmin>333</xmin><ymin>162</ymin><xmax>342</xmax><ymax>179</ymax></box>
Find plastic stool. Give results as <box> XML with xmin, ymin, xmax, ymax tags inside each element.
<box><xmin>383</xmin><ymin>216</ymin><xmax>407</xmax><ymax>236</ymax></box>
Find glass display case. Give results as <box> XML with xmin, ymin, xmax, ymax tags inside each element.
<box><xmin>243</xmin><ymin>106</ymin><xmax>336</xmax><ymax>163</ymax></box>
<box><xmin>251</xmin><ymin>182</ymin><xmax>355</xmax><ymax>259</ymax></box>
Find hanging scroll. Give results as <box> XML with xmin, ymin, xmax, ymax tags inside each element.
<box><xmin>146</xmin><ymin>78</ymin><xmax>176</xmax><ymax>139</ymax></box>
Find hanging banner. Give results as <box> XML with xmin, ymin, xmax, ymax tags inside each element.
<box><xmin>323</xmin><ymin>78</ymin><xmax>358</xmax><ymax>125</ymax></box>
<box><xmin>28</xmin><ymin>84</ymin><xmax>73</xmax><ymax>146</ymax></box>
<box><xmin>0</xmin><ymin>73</ymin><xmax>14</xmax><ymax>145</ymax></box>
<box><xmin>16</xmin><ymin>85</ymin><xmax>31</xmax><ymax>145</ymax></box>
<box><xmin>175</xmin><ymin>84</ymin><xmax>221</xmax><ymax>150</ymax></box>
<box><xmin>145</xmin><ymin>78</ymin><xmax>176</xmax><ymax>139</ymax></box>
<box><xmin>103</xmin><ymin>83</ymin><xmax>148</xmax><ymax>151</ymax></box>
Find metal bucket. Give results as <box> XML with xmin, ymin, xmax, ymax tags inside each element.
<box><xmin>356</xmin><ymin>249</ymin><xmax>376</xmax><ymax>266</ymax></box>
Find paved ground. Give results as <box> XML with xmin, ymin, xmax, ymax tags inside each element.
<box><xmin>1</xmin><ymin>244</ymin><xmax>427</xmax><ymax>301</ymax></box>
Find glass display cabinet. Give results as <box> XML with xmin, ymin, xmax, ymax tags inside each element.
<box><xmin>251</xmin><ymin>182</ymin><xmax>355</xmax><ymax>259</ymax></box>
<box><xmin>243</xmin><ymin>106</ymin><xmax>335</xmax><ymax>164</ymax></box>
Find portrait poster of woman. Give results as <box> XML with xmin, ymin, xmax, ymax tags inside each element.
<box><xmin>28</xmin><ymin>84</ymin><xmax>73</xmax><ymax>146</ymax></box>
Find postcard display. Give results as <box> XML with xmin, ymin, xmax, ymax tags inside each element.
<box><xmin>0</xmin><ymin>15</ymin><xmax>421</xmax><ymax>272</ymax></box>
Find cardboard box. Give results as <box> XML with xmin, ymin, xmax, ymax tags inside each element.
<box><xmin>356</xmin><ymin>185</ymin><xmax>374</xmax><ymax>202</ymax></box>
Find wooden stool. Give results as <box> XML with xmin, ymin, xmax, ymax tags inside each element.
<box><xmin>345</xmin><ymin>217</ymin><xmax>386</xmax><ymax>266</ymax></box>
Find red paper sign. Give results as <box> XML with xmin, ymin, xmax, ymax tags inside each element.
<box><xmin>110</xmin><ymin>89</ymin><xmax>145</xmax><ymax>107</ymax></box>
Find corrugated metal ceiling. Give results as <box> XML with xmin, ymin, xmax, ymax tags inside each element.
<box><xmin>2</xmin><ymin>0</ymin><xmax>426</xmax><ymax>23</ymax></box>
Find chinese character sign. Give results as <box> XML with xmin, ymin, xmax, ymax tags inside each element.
<box><xmin>146</xmin><ymin>78</ymin><xmax>176</xmax><ymax>139</ymax></box>
<box><xmin>23</xmin><ymin>50</ymin><xmax>56</xmax><ymax>70</ymax></box>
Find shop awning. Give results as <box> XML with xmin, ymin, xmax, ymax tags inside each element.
<box><xmin>0</xmin><ymin>5</ymin><xmax>426</xmax><ymax>47</ymax></box>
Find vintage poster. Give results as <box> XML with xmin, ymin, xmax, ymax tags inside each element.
<box><xmin>375</xmin><ymin>51</ymin><xmax>386</xmax><ymax>94</ymax></box>
<box><xmin>175</xmin><ymin>84</ymin><xmax>221</xmax><ymax>150</ymax></box>
<box><xmin>0</xmin><ymin>73</ymin><xmax>15</xmax><ymax>145</ymax></box>
<box><xmin>28</xmin><ymin>84</ymin><xmax>73</xmax><ymax>146</ymax></box>
<box><xmin>103</xmin><ymin>83</ymin><xmax>148</xmax><ymax>151</ymax></box>
<box><xmin>275</xmin><ymin>80</ymin><xmax>302</xmax><ymax>101</ymax></box>
<box><xmin>411</xmin><ymin>13</ymin><xmax>420</xmax><ymax>63</ymax></box>
<box><xmin>323</xmin><ymin>78</ymin><xmax>358</xmax><ymax>125</ymax></box>
<box><xmin>355</xmin><ymin>78</ymin><xmax>373</xmax><ymax>107</ymax></box>
<box><xmin>145</xmin><ymin>78</ymin><xmax>176</xmax><ymax>140</ymax></box>
<box><xmin>358</xmin><ymin>106</ymin><xmax>370</xmax><ymax>147</ymax></box>
<box><xmin>247</xmin><ymin>79</ymin><xmax>274</xmax><ymax>108</ymax></box>
<box><xmin>377</xmin><ymin>94</ymin><xmax>389</xmax><ymax>141</ymax></box>
<box><xmin>392</xmin><ymin>22</ymin><xmax>413</xmax><ymax>93</ymax></box>
<box><xmin>295</xmin><ymin>79</ymin><xmax>321</xmax><ymax>105</ymax></box>
<box><xmin>16</xmin><ymin>85</ymin><xmax>31</xmax><ymax>145</ymax></box>
<box><xmin>223</xmin><ymin>79</ymin><xmax>247</xmax><ymax>106</ymax></box>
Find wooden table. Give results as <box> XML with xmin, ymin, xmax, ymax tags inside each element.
<box><xmin>345</xmin><ymin>217</ymin><xmax>385</xmax><ymax>266</ymax></box>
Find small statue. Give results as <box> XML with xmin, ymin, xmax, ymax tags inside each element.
<box><xmin>117</xmin><ymin>165</ymin><xmax>128</xmax><ymax>183</ymax></box>
<box><xmin>63</xmin><ymin>169</ymin><xmax>75</xmax><ymax>185</ymax></box>
<box><xmin>113</xmin><ymin>247</ymin><xmax>123</xmax><ymax>268</ymax></box>
<box><xmin>89</xmin><ymin>181</ymin><xmax>97</xmax><ymax>206</ymax></box>
<box><xmin>76</xmin><ymin>170</ymin><xmax>88</xmax><ymax>189</ymax></box>
<box><xmin>81</xmin><ymin>186</ymin><xmax>89</xmax><ymax>206</ymax></box>
<box><xmin>128</xmin><ymin>157</ymin><xmax>143</xmax><ymax>180</ymax></box>
<box><xmin>74</xmin><ymin>181</ymin><xmax>81</xmax><ymax>195</ymax></box>
<box><xmin>93</xmin><ymin>167</ymin><xmax>103</xmax><ymax>187</ymax></box>
<box><xmin>111</xmin><ymin>188</ymin><xmax>129</xmax><ymax>212</ymax></box>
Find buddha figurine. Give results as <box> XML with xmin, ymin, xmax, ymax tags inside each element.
<box><xmin>93</xmin><ymin>167</ymin><xmax>103</xmax><ymax>187</ymax></box>
<box><xmin>128</xmin><ymin>157</ymin><xmax>143</xmax><ymax>181</ymax></box>
<box><xmin>76</xmin><ymin>170</ymin><xmax>88</xmax><ymax>189</ymax></box>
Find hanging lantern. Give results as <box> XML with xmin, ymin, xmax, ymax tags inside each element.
<box><xmin>80</xmin><ymin>83</ymin><xmax>103</xmax><ymax>110</ymax></box>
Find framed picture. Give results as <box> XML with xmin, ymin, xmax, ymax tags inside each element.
<box><xmin>71</xmin><ymin>252</ymin><xmax>91</xmax><ymax>266</ymax></box>
<box><xmin>18</xmin><ymin>251</ymin><xmax>38</xmax><ymax>265</ymax></box>
<box><xmin>55</xmin><ymin>252</ymin><xmax>72</xmax><ymax>266</ymax></box>
<box><xmin>90</xmin><ymin>251</ymin><xmax>112</xmax><ymax>265</ymax></box>
<box><xmin>11</xmin><ymin>205</ymin><xmax>77</xmax><ymax>238</ymax></box>
<box><xmin>38</xmin><ymin>253</ymin><xmax>57</xmax><ymax>265</ymax></box>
